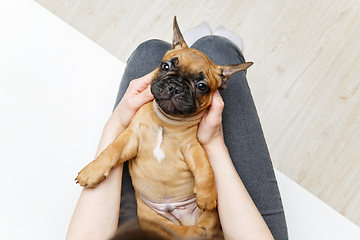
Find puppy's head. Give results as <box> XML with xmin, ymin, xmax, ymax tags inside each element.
<box><xmin>151</xmin><ymin>17</ymin><xmax>253</xmax><ymax>116</ymax></box>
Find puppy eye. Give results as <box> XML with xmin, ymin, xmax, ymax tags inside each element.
<box><xmin>196</xmin><ymin>82</ymin><xmax>208</xmax><ymax>92</ymax></box>
<box><xmin>161</xmin><ymin>62</ymin><xmax>170</xmax><ymax>71</ymax></box>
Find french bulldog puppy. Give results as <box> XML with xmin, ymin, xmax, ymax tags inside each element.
<box><xmin>76</xmin><ymin>17</ymin><xmax>253</xmax><ymax>239</ymax></box>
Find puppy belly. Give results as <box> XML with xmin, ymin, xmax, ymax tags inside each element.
<box><xmin>139</xmin><ymin>194</ymin><xmax>201</xmax><ymax>226</ymax></box>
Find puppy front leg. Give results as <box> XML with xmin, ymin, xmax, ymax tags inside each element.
<box><xmin>76</xmin><ymin>128</ymin><xmax>138</xmax><ymax>188</ymax></box>
<box><xmin>184</xmin><ymin>142</ymin><xmax>217</xmax><ymax>211</ymax></box>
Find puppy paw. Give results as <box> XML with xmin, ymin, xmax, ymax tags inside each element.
<box><xmin>183</xmin><ymin>225</ymin><xmax>210</xmax><ymax>239</ymax></box>
<box><xmin>75</xmin><ymin>161</ymin><xmax>112</xmax><ymax>188</ymax></box>
<box><xmin>194</xmin><ymin>188</ymin><xmax>217</xmax><ymax>211</ymax></box>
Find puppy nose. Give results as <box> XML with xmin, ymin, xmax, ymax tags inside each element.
<box><xmin>167</xmin><ymin>82</ymin><xmax>183</xmax><ymax>95</ymax></box>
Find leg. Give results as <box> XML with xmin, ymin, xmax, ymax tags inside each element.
<box><xmin>191</xmin><ymin>36</ymin><xmax>288</xmax><ymax>240</ymax></box>
<box><xmin>114</xmin><ymin>39</ymin><xmax>171</xmax><ymax>225</ymax></box>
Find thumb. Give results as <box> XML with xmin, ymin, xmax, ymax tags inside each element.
<box><xmin>203</xmin><ymin>90</ymin><xmax>224</xmax><ymax>127</ymax></box>
<box><xmin>209</xmin><ymin>90</ymin><xmax>224</xmax><ymax>117</ymax></box>
<box><xmin>130</xmin><ymin>86</ymin><xmax>154</xmax><ymax>110</ymax></box>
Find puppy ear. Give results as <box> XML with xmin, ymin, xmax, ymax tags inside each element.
<box><xmin>217</xmin><ymin>62</ymin><xmax>253</xmax><ymax>90</ymax></box>
<box><xmin>172</xmin><ymin>16</ymin><xmax>188</xmax><ymax>50</ymax></box>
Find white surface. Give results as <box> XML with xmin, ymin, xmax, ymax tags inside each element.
<box><xmin>275</xmin><ymin>170</ymin><xmax>360</xmax><ymax>239</ymax></box>
<box><xmin>0</xmin><ymin>0</ymin><xmax>360</xmax><ymax>239</ymax></box>
<box><xmin>0</xmin><ymin>0</ymin><xmax>124</xmax><ymax>239</ymax></box>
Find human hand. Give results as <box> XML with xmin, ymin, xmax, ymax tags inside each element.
<box><xmin>197</xmin><ymin>90</ymin><xmax>225</xmax><ymax>149</ymax></box>
<box><xmin>108</xmin><ymin>71</ymin><xmax>154</xmax><ymax>132</ymax></box>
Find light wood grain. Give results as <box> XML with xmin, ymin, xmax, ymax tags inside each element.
<box><xmin>35</xmin><ymin>0</ymin><xmax>360</xmax><ymax>226</ymax></box>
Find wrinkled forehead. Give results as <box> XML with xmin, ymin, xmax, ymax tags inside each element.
<box><xmin>163</xmin><ymin>48</ymin><xmax>218</xmax><ymax>76</ymax></box>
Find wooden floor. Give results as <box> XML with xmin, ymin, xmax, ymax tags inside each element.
<box><xmin>35</xmin><ymin>0</ymin><xmax>360</xmax><ymax>227</ymax></box>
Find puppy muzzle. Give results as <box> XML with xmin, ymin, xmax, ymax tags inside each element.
<box><xmin>151</xmin><ymin>77</ymin><xmax>198</xmax><ymax>116</ymax></box>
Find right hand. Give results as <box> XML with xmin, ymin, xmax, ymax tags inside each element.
<box><xmin>108</xmin><ymin>71</ymin><xmax>154</xmax><ymax>132</ymax></box>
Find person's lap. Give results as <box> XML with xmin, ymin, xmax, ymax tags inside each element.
<box><xmin>115</xmin><ymin>36</ymin><xmax>288</xmax><ymax>239</ymax></box>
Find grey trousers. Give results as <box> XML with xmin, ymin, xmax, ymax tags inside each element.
<box><xmin>114</xmin><ymin>36</ymin><xmax>288</xmax><ymax>240</ymax></box>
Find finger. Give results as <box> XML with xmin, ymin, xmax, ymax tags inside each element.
<box><xmin>128</xmin><ymin>86</ymin><xmax>154</xmax><ymax>111</ymax></box>
<box><xmin>132</xmin><ymin>71</ymin><xmax>154</xmax><ymax>93</ymax></box>
<box><xmin>138</xmin><ymin>71</ymin><xmax>154</xmax><ymax>86</ymax></box>
<box><xmin>205</xmin><ymin>91</ymin><xmax>224</xmax><ymax>123</ymax></box>
<box><xmin>137</xmin><ymin>85</ymin><xmax>154</xmax><ymax>103</ymax></box>
<box><xmin>122</xmin><ymin>70</ymin><xmax>154</xmax><ymax>101</ymax></box>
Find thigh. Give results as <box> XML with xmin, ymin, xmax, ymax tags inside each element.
<box><xmin>191</xmin><ymin>36</ymin><xmax>288</xmax><ymax>240</ymax></box>
<box><xmin>116</xmin><ymin>39</ymin><xmax>171</xmax><ymax>225</ymax></box>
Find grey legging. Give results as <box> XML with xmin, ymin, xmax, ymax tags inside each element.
<box><xmin>114</xmin><ymin>35</ymin><xmax>288</xmax><ymax>240</ymax></box>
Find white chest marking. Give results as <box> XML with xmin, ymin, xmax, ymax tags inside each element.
<box><xmin>153</xmin><ymin>127</ymin><xmax>165</xmax><ymax>163</ymax></box>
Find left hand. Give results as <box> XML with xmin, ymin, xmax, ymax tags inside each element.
<box><xmin>197</xmin><ymin>90</ymin><xmax>225</xmax><ymax>149</ymax></box>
